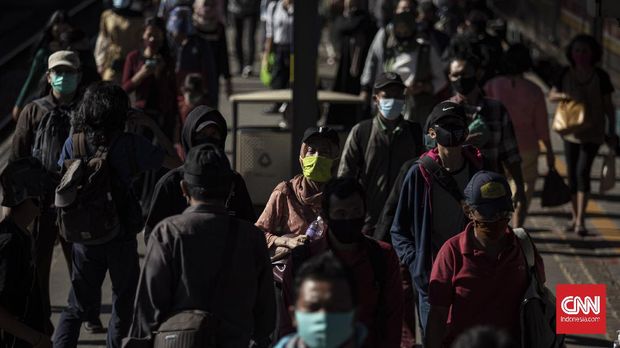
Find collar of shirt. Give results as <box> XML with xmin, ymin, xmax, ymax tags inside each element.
<box><xmin>183</xmin><ymin>203</ymin><xmax>228</xmax><ymax>215</ymax></box>
<box><xmin>375</xmin><ymin>115</ymin><xmax>403</xmax><ymax>134</ymax></box>
<box><xmin>459</xmin><ymin>223</ymin><xmax>518</xmax><ymax>256</ymax></box>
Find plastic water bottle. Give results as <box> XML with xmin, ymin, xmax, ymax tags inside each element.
<box><xmin>305</xmin><ymin>216</ymin><xmax>325</xmax><ymax>241</ymax></box>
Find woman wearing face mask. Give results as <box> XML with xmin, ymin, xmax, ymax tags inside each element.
<box><xmin>425</xmin><ymin>171</ymin><xmax>546</xmax><ymax>348</ymax></box>
<box><xmin>256</xmin><ymin>127</ymin><xmax>340</xmax><ymax>254</ymax></box>
<box><xmin>256</xmin><ymin>127</ymin><xmax>340</xmax><ymax>339</ymax></box>
<box><xmin>548</xmin><ymin>34</ymin><xmax>617</xmax><ymax>237</ymax></box>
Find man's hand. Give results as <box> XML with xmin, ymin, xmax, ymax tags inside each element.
<box><xmin>11</xmin><ymin>106</ymin><xmax>21</xmax><ymax>122</ymax></box>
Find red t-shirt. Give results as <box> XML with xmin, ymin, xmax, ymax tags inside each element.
<box><xmin>428</xmin><ymin>223</ymin><xmax>545</xmax><ymax>346</ymax></box>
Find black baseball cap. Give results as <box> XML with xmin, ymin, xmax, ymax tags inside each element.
<box><xmin>424</xmin><ymin>101</ymin><xmax>468</xmax><ymax>131</ymax></box>
<box><xmin>302</xmin><ymin>126</ymin><xmax>340</xmax><ymax>146</ymax></box>
<box><xmin>373</xmin><ymin>72</ymin><xmax>405</xmax><ymax>90</ymax></box>
<box><xmin>464</xmin><ymin>171</ymin><xmax>514</xmax><ymax>219</ymax></box>
<box><xmin>183</xmin><ymin>143</ymin><xmax>233</xmax><ymax>190</ymax></box>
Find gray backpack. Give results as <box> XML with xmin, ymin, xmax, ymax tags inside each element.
<box><xmin>31</xmin><ymin>98</ymin><xmax>72</xmax><ymax>174</ymax></box>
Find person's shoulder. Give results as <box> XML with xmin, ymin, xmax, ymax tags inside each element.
<box><xmin>155</xmin><ymin>166</ymin><xmax>184</xmax><ymax>188</ymax></box>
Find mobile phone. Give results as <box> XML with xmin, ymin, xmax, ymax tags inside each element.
<box><xmin>145</xmin><ymin>58</ymin><xmax>157</xmax><ymax>68</ymax></box>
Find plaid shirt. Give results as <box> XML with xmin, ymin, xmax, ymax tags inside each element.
<box><xmin>449</xmin><ymin>94</ymin><xmax>521</xmax><ymax>171</ymax></box>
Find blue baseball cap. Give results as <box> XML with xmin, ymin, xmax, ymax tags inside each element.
<box><xmin>464</xmin><ymin>171</ymin><xmax>513</xmax><ymax>219</ymax></box>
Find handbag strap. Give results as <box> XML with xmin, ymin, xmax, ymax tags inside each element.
<box><xmin>513</xmin><ymin>228</ymin><xmax>534</xmax><ymax>269</ymax></box>
<box><xmin>513</xmin><ymin>227</ymin><xmax>545</xmax><ymax>294</ymax></box>
<box><xmin>209</xmin><ymin>217</ymin><xmax>238</xmax><ymax>310</ymax></box>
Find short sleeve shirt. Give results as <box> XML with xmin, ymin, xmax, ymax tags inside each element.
<box><xmin>428</xmin><ymin>224</ymin><xmax>540</xmax><ymax>346</ymax></box>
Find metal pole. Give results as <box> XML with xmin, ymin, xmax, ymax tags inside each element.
<box><xmin>291</xmin><ymin>0</ymin><xmax>320</xmax><ymax>176</ymax></box>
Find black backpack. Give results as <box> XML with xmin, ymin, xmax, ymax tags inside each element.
<box><xmin>56</xmin><ymin>133</ymin><xmax>121</xmax><ymax>245</ymax></box>
<box><xmin>31</xmin><ymin>98</ymin><xmax>72</xmax><ymax>173</ymax></box>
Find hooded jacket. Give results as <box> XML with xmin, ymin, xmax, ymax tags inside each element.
<box><xmin>390</xmin><ymin>146</ymin><xmax>483</xmax><ymax>298</ymax></box>
<box><xmin>144</xmin><ymin>106</ymin><xmax>256</xmax><ymax>243</ymax></box>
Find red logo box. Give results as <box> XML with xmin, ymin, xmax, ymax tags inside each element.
<box><xmin>556</xmin><ymin>284</ymin><xmax>606</xmax><ymax>334</ymax></box>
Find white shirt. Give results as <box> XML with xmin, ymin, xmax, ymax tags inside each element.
<box><xmin>265</xmin><ymin>0</ymin><xmax>293</xmax><ymax>45</ymax></box>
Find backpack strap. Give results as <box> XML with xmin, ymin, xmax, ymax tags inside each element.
<box><xmin>417</xmin><ymin>155</ymin><xmax>464</xmax><ymax>202</ymax></box>
<box><xmin>513</xmin><ymin>227</ymin><xmax>535</xmax><ymax>269</ymax></box>
<box><xmin>72</xmin><ymin>133</ymin><xmax>88</xmax><ymax>159</ymax></box>
<box><xmin>33</xmin><ymin>98</ymin><xmax>55</xmax><ymax>113</ymax></box>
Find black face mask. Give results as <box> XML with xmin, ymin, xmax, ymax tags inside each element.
<box><xmin>393</xmin><ymin>11</ymin><xmax>417</xmax><ymax>41</ymax></box>
<box><xmin>434</xmin><ymin>124</ymin><xmax>468</xmax><ymax>147</ymax></box>
<box><xmin>328</xmin><ymin>217</ymin><xmax>365</xmax><ymax>244</ymax></box>
<box><xmin>451</xmin><ymin>76</ymin><xmax>478</xmax><ymax>95</ymax></box>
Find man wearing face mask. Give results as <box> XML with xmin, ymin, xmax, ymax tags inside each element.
<box><xmin>274</xmin><ymin>253</ymin><xmax>365</xmax><ymax>348</ymax></box>
<box><xmin>425</xmin><ymin>171</ymin><xmax>546</xmax><ymax>348</ymax></box>
<box><xmin>390</xmin><ymin>101</ymin><xmax>483</xmax><ymax>337</ymax></box>
<box><xmin>339</xmin><ymin>72</ymin><xmax>423</xmax><ymax>236</ymax></box>
<box><xmin>360</xmin><ymin>0</ymin><xmax>446</xmax><ymax>123</ymax></box>
<box><xmin>144</xmin><ymin>105</ymin><xmax>256</xmax><ymax>244</ymax></box>
<box><xmin>317</xmin><ymin>178</ymin><xmax>403</xmax><ymax>348</ymax></box>
<box><xmin>447</xmin><ymin>53</ymin><xmax>526</xmax><ymax>216</ymax></box>
<box><xmin>10</xmin><ymin>50</ymin><xmax>107</xmax><ymax>334</ymax></box>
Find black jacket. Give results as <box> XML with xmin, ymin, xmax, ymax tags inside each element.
<box><xmin>144</xmin><ymin>106</ymin><xmax>256</xmax><ymax>243</ymax></box>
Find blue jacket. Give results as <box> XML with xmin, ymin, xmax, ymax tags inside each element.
<box><xmin>390</xmin><ymin>146</ymin><xmax>483</xmax><ymax>298</ymax></box>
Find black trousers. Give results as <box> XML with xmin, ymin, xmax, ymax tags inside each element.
<box><xmin>234</xmin><ymin>14</ymin><xmax>259</xmax><ymax>68</ymax></box>
<box><xmin>270</xmin><ymin>44</ymin><xmax>291</xmax><ymax>90</ymax></box>
<box><xmin>563</xmin><ymin>140</ymin><xmax>601</xmax><ymax>193</ymax></box>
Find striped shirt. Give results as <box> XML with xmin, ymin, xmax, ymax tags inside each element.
<box><xmin>449</xmin><ymin>94</ymin><xmax>521</xmax><ymax>171</ymax></box>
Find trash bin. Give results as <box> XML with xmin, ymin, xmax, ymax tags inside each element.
<box><xmin>236</xmin><ymin>127</ymin><xmax>292</xmax><ymax>205</ymax></box>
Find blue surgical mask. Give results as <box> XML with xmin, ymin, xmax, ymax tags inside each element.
<box><xmin>50</xmin><ymin>73</ymin><xmax>78</xmax><ymax>95</ymax></box>
<box><xmin>378</xmin><ymin>98</ymin><xmax>404</xmax><ymax>120</ymax></box>
<box><xmin>295</xmin><ymin>310</ymin><xmax>355</xmax><ymax>348</ymax></box>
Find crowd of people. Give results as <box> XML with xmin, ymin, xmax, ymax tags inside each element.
<box><xmin>0</xmin><ymin>0</ymin><xmax>616</xmax><ymax>347</ymax></box>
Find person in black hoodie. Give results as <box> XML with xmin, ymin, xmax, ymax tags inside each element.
<box><xmin>144</xmin><ymin>105</ymin><xmax>256</xmax><ymax>243</ymax></box>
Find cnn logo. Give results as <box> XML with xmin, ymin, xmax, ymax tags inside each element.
<box><xmin>560</xmin><ymin>296</ymin><xmax>600</xmax><ymax>315</ymax></box>
<box><xmin>556</xmin><ymin>284</ymin><xmax>606</xmax><ymax>334</ymax></box>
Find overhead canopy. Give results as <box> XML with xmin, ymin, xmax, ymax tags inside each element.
<box><xmin>229</xmin><ymin>89</ymin><xmax>365</xmax><ymax>104</ymax></box>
